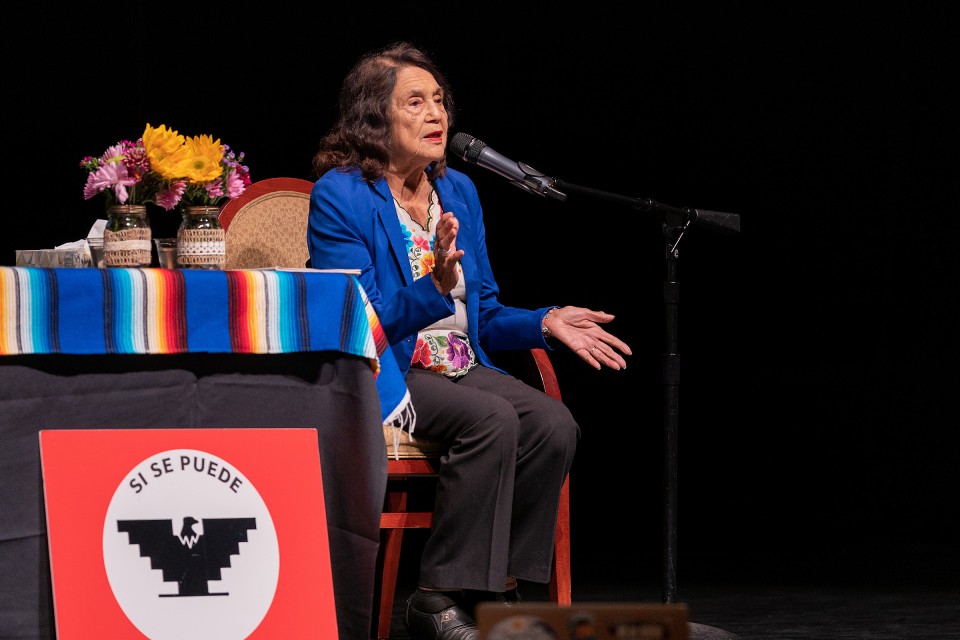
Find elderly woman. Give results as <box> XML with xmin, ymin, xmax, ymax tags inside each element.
<box><xmin>308</xmin><ymin>41</ymin><xmax>632</xmax><ymax>640</ymax></box>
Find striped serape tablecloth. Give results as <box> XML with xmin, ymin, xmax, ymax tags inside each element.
<box><xmin>0</xmin><ymin>266</ymin><xmax>409</xmax><ymax>425</ymax></box>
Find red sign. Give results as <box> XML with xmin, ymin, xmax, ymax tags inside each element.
<box><xmin>40</xmin><ymin>428</ymin><xmax>337</xmax><ymax>639</ymax></box>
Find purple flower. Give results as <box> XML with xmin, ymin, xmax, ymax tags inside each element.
<box><xmin>446</xmin><ymin>335</ymin><xmax>472</xmax><ymax>369</ymax></box>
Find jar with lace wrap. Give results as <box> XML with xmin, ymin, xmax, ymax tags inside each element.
<box><xmin>176</xmin><ymin>205</ymin><xmax>226</xmax><ymax>269</ymax></box>
<box><xmin>103</xmin><ymin>204</ymin><xmax>152</xmax><ymax>267</ymax></box>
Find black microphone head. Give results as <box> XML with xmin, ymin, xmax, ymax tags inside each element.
<box><xmin>450</xmin><ymin>132</ymin><xmax>485</xmax><ymax>163</ymax></box>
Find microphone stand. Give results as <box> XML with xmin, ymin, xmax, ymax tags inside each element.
<box><xmin>552</xmin><ymin>177</ymin><xmax>741</xmax><ymax>607</ymax></box>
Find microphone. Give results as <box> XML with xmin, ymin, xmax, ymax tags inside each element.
<box><xmin>449</xmin><ymin>132</ymin><xmax>567</xmax><ymax>201</ymax></box>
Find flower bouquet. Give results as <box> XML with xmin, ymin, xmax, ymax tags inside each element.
<box><xmin>80</xmin><ymin>124</ymin><xmax>251</xmax><ymax>267</ymax></box>
<box><xmin>80</xmin><ymin>123</ymin><xmax>251</xmax><ymax>210</ymax></box>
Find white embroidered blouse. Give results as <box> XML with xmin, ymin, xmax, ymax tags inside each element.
<box><xmin>394</xmin><ymin>187</ymin><xmax>477</xmax><ymax>378</ymax></box>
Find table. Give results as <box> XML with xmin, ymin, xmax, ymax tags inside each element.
<box><xmin>0</xmin><ymin>267</ymin><xmax>406</xmax><ymax>640</ymax></box>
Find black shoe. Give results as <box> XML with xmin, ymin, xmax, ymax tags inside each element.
<box><xmin>405</xmin><ymin>589</ymin><xmax>478</xmax><ymax>640</ymax></box>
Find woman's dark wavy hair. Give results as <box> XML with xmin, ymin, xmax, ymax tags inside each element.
<box><xmin>311</xmin><ymin>42</ymin><xmax>456</xmax><ymax>183</ymax></box>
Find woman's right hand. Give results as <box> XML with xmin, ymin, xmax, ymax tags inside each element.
<box><xmin>430</xmin><ymin>211</ymin><xmax>464</xmax><ymax>295</ymax></box>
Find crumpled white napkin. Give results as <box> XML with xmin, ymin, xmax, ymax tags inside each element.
<box><xmin>52</xmin><ymin>219</ymin><xmax>107</xmax><ymax>267</ymax></box>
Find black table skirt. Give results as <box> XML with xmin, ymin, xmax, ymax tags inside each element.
<box><xmin>0</xmin><ymin>352</ymin><xmax>388</xmax><ymax>640</ymax></box>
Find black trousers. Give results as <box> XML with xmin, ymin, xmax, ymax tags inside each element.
<box><xmin>404</xmin><ymin>364</ymin><xmax>579</xmax><ymax>592</ymax></box>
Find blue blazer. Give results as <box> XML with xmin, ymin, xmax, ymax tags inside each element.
<box><xmin>307</xmin><ymin>166</ymin><xmax>555</xmax><ymax>378</ymax></box>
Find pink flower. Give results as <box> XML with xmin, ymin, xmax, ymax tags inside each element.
<box><xmin>224</xmin><ymin>168</ymin><xmax>246</xmax><ymax>199</ymax></box>
<box><xmin>204</xmin><ymin>179</ymin><xmax>225</xmax><ymax>200</ymax></box>
<box><xmin>83</xmin><ymin>162</ymin><xmax>136</xmax><ymax>204</ymax></box>
<box><xmin>155</xmin><ymin>180</ymin><xmax>187</xmax><ymax>210</ymax></box>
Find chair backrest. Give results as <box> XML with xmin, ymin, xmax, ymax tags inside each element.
<box><xmin>219</xmin><ymin>177</ymin><xmax>314</xmax><ymax>269</ymax></box>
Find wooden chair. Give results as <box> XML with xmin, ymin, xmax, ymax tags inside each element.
<box><xmin>218</xmin><ymin>178</ymin><xmax>572</xmax><ymax>639</ymax></box>
<box><xmin>218</xmin><ymin>177</ymin><xmax>314</xmax><ymax>269</ymax></box>
<box><xmin>377</xmin><ymin>347</ymin><xmax>572</xmax><ymax>639</ymax></box>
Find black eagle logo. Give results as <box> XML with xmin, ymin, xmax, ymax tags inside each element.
<box><xmin>117</xmin><ymin>516</ymin><xmax>257</xmax><ymax>597</ymax></box>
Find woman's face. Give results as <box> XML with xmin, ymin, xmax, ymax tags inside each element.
<box><xmin>388</xmin><ymin>65</ymin><xmax>448</xmax><ymax>173</ymax></box>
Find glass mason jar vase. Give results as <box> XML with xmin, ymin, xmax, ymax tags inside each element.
<box><xmin>103</xmin><ymin>204</ymin><xmax>152</xmax><ymax>267</ymax></box>
<box><xmin>176</xmin><ymin>205</ymin><xmax>225</xmax><ymax>269</ymax></box>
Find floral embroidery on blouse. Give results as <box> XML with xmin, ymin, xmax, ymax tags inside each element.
<box><xmin>412</xmin><ymin>333</ymin><xmax>476</xmax><ymax>377</ymax></box>
<box><xmin>396</xmin><ymin>187</ymin><xmax>476</xmax><ymax>378</ymax></box>
<box><xmin>405</xmin><ymin>228</ymin><xmax>435</xmax><ymax>280</ymax></box>
<box><xmin>446</xmin><ymin>334</ymin><xmax>473</xmax><ymax>368</ymax></box>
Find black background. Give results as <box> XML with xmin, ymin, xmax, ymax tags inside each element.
<box><xmin>6</xmin><ymin>6</ymin><xmax>958</xmax><ymax>596</ymax></box>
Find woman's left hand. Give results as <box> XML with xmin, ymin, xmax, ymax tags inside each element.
<box><xmin>545</xmin><ymin>306</ymin><xmax>632</xmax><ymax>370</ymax></box>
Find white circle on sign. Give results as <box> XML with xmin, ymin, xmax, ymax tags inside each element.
<box><xmin>103</xmin><ymin>449</ymin><xmax>279</xmax><ymax>639</ymax></box>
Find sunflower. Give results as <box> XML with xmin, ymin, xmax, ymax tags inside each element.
<box><xmin>180</xmin><ymin>134</ymin><xmax>225</xmax><ymax>184</ymax></box>
<box><xmin>142</xmin><ymin>124</ymin><xmax>187</xmax><ymax>180</ymax></box>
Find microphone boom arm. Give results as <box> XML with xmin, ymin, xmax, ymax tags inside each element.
<box><xmin>552</xmin><ymin>178</ymin><xmax>741</xmax><ymax>236</ymax></box>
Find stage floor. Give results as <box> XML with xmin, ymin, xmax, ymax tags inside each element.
<box><xmin>384</xmin><ymin>544</ymin><xmax>960</xmax><ymax>639</ymax></box>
